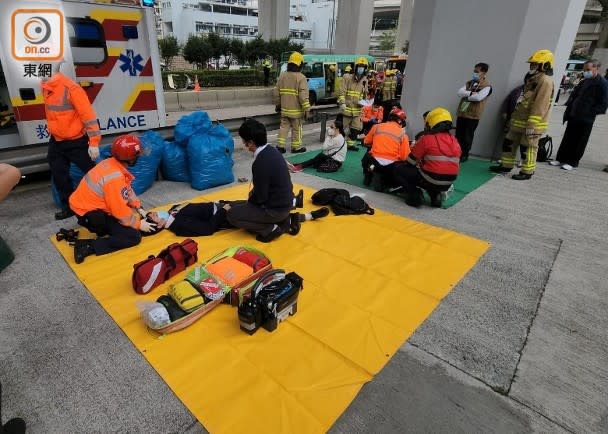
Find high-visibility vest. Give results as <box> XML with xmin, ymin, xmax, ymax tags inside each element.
<box><xmin>364</xmin><ymin>121</ymin><xmax>410</xmax><ymax>162</ymax></box>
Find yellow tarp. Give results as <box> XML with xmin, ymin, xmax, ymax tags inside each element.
<box><xmin>51</xmin><ymin>184</ymin><xmax>490</xmax><ymax>434</ymax></box>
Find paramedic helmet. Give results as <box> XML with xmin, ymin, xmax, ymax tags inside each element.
<box><xmin>112</xmin><ymin>134</ymin><xmax>143</xmax><ymax>163</ymax></box>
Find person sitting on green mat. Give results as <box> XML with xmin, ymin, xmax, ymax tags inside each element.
<box><xmin>394</xmin><ymin>107</ymin><xmax>461</xmax><ymax>208</ymax></box>
<box><xmin>288</xmin><ymin>115</ymin><xmax>346</xmax><ymax>174</ymax></box>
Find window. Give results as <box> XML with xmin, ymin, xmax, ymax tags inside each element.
<box><xmin>233</xmin><ymin>25</ymin><xmax>249</xmax><ymax>35</ymax></box>
<box><xmin>303</xmin><ymin>62</ymin><xmax>324</xmax><ymax>78</ymax></box>
<box><xmin>216</xmin><ymin>24</ymin><xmax>231</xmax><ymax>34</ymax></box>
<box><xmin>199</xmin><ymin>3</ymin><xmax>212</xmax><ymax>12</ymax></box>
<box><xmin>67</xmin><ymin>17</ymin><xmax>107</xmax><ymax>65</ymax></box>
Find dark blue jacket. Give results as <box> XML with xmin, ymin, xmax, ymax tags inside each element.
<box><xmin>564</xmin><ymin>75</ymin><xmax>608</xmax><ymax>124</ymax></box>
<box><xmin>249</xmin><ymin>145</ymin><xmax>294</xmax><ymax>210</ymax></box>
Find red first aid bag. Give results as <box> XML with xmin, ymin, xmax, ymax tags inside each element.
<box><xmin>132</xmin><ymin>238</ymin><xmax>198</xmax><ymax>294</ymax></box>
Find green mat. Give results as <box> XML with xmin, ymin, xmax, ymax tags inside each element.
<box><xmin>288</xmin><ymin>147</ymin><xmax>496</xmax><ymax>208</ymax></box>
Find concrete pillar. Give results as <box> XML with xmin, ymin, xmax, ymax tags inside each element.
<box><xmin>258</xmin><ymin>0</ymin><xmax>290</xmax><ymax>40</ymax></box>
<box><xmin>402</xmin><ymin>0</ymin><xmax>587</xmax><ymax>157</ymax></box>
<box><xmin>334</xmin><ymin>0</ymin><xmax>374</xmax><ymax>54</ymax></box>
<box><xmin>395</xmin><ymin>0</ymin><xmax>415</xmax><ymax>54</ymax></box>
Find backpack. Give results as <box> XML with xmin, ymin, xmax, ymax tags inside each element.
<box><xmin>537</xmin><ymin>135</ymin><xmax>553</xmax><ymax>162</ymax></box>
<box><xmin>311</xmin><ymin>188</ymin><xmax>375</xmax><ymax>216</ymax></box>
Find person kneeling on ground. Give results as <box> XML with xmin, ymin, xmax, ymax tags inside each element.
<box><xmin>227</xmin><ymin>119</ymin><xmax>328</xmax><ymax>243</ymax></box>
<box><xmin>361</xmin><ymin>107</ymin><xmax>410</xmax><ymax>191</ymax></box>
<box><xmin>289</xmin><ymin>115</ymin><xmax>346</xmax><ymax>173</ymax></box>
<box><xmin>69</xmin><ymin>134</ymin><xmax>157</xmax><ymax>264</ymax></box>
<box><xmin>394</xmin><ymin>107</ymin><xmax>461</xmax><ymax>208</ymax></box>
<box><xmin>361</xmin><ymin>95</ymin><xmax>384</xmax><ymax>134</ymax></box>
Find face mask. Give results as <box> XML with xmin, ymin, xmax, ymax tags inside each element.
<box><xmin>156</xmin><ymin>211</ymin><xmax>170</xmax><ymax>221</ymax></box>
<box><xmin>472</xmin><ymin>72</ymin><xmax>480</xmax><ymax>81</ymax></box>
<box><xmin>326</xmin><ymin>127</ymin><xmax>335</xmax><ymax>136</ymax></box>
<box><xmin>583</xmin><ymin>71</ymin><xmax>593</xmax><ymax>79</ymax></box>
<box><xmin>357</xmin><ymin>67</ymin><xmax>365</xmax><ymax>75</ymax></box>
<box><xmin>528</xmin><ymin>67</ymin><xmax>538</xmax><ymax>75</ymax></box>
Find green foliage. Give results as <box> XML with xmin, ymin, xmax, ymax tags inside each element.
<box><xmin>182</xmin><ymin>35</ymin><xmax>212</xmax><ymax>69</ymax></box>
<box><xmin>158</xmin><ymin>35</ymin><xmax>180</xmax><ymax>69</ymax></box>
<box><xmin>162</xmin><ymin>69</ymin><xmax>266</xmax><ymax>89</ymax></box>
<box><xmin>243</xmin><ymin>36</ymin><xmax>267</xmax><ymax>65</ymax></box>
<box><xmin>378</xmin><ymin>29</ymin><xmax>396</xmax><ymax>52</ymax></box>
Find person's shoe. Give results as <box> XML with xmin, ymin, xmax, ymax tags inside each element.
<box><xmin>372</xmin><ymin>172</ymin><xmax>384</xmax><ymax>192</ymax></box>
<box><xmin>460</xmin><ymin>155</ymin><xmax>469</xmax><ymax>163</ymax></box>
<box><xmin>289</xmin><ymin>163</ymin><xmax>303</xmax><ymax>173</ymax></box>
<box><xmin>310</xmin><ymin>207</ymin><xmax>330</xmax><ymax>220</ymax></box>
<box><xmin>291</xmin><ymin>147</ymin><xmax>307</xmax><ymax>153</ymax></box>
<box><xmin>561</xmin><ymin>164</ymin><xmax>574</xmax><ymax>171</ymax></box>
<box><xmin>74</xmin><ymin>239</ymin><xmax>95</xmax><ymax>264</ymax></box>
<box><xmin>294</xmin><ymin>189</ymin><xmax>304</xmax><ymax>208</ymax></box>
<box><xmin>347</xmin><ymin>145</ymin><xmax>360</xmax><ymax>151</ymax></box>
<box><xmin>2</xmin><ymin>417</ymin><xmax>26</xmax><ymax>434</ymax></box>
<box><xmin>54</xmin><ymin>208</ymin><xmax>75</xmax><ymax>220</ymax></box>
<box><xmin>363</xmin><ymin>172</ymin><xmax>372</xmax><ymax>186</ymax></box>
<box><xmin>428</xmin><ymin>191</ymin><xmax>442</xmax><ymax>208</ymax></box>
<box><xmin>512</xmin><ymin>172</ymin><xmax>533</xmax><ymax>180</ymax></box>
<box><xmin>490</xmin><ymin>165</ymin><xmax>512</xmax><ymax>173</ymax></box>
<box><xmin>288</xmin><ymin>213</ymin><xmax>301</xmax><ymax>235</ymax></box>
<box><xmin>548</xmin><ymin>160</ymin><xmax>561</xmax><ymax>166</ymax></box>
<box><xmin>405</xmin><ymin>189</ymin><xmax>423</xmax><ymax>208</ymax></box>
<box><xmin>256</xmin><ymin>227</ymin><xmax>283</xmax><ymax>243</ymax></box>
<box><xmin>276</xmin><ymin>146</ymin><xmax>287</xmax><ymax>154</ymax></box>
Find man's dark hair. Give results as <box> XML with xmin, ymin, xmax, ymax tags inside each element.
<box><xmin>239</xmin><ymin>118</ymin><xmax>267</xmax><ymax>147</ymax></box>
<box><xmin>334</xmin><ymin>114</ymin><xmax>345</xmax><ymax>137</ymax></box>
<box><xmin>475</xmin><ymin>62</ymin><xmax>489</xmax><ymax>73</ymax></box>
<box><xmin>287</xmin><ymin>63</ymin><xmax>301</xmax><ymax>72</ymax></box>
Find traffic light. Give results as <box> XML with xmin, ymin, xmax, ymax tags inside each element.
<box><xmin>141</xmin><ymin>0</ymin><xmax>155</xmax><ymax>6</ymax></box>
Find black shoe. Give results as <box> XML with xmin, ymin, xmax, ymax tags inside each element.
<box><xmin>460</xmin><ymin>155</ymin><xmax>469</xmax><ymax>163</ymax></box>
<box><xmin>294</xmin><ymin>189</ymin><xmax>304</xmax><ymax>208</ymax></box>
<box><xmin>288</xmin><ymin>213</ymin><xmax>301</xmax><ymax>235</ymax></box>
<box><xmin>347</xmin><ymin>145</ymin><xmax>360</xmax><ymax>152</ymax></box>
<box><xmin>363</xmin><ymin>172</ymin><xmax>372</xmax><ymax>186</ymax></box>
<box><xmin>428</xmin><ymin>191</ymin><xmax>442</xmax><ymax>208</ymax></box>
<box><xmin>490</xmin><ymin>165</ymin><xmax>512</xmax><ymax>173</ymax></box>
<box><xmin>256</xmin><ymin>227</ymin><xmax>283</xmax><ymax>243</ymax></box>
<box><xmin>54</xmin><ymin>208</ymin><xmax>75</xmax><ymax>220</ymax></box>
<box><xmin>405</xmin><ymin>189</ymin><xmax>423</xmax><ymax>208</ymax></box>
<box><xmin>2</xmin><ymin>417</ymin><xmax>26</xmax><ymax>434</ymax></box>
<box><xmin>310</xmin><ymin>207</ymin><xmax>330</xmax><ymax>220</ymax></box>
<box><xmin>512</xmin><ymin>172</ymin><xmax>533</xmax><ymax>180</ymax></box>
<box><xmin>291</xmin><ymin>147</ymin><xmax>307</xmax><ymax>153</ymax></box>
<box><xmin>74</xmin><ymin>239</ymin><xmax>95</xmax><ymax>264</ymax></box>
<box><xmin>276</xmin><ymin>146</ymin><xmax>287</xmax><ymax>154</ymax></box>
<box><xmin>372</xmin><ymin>173</ymin><xmax>384</xmax><ymax>192</ymax></box>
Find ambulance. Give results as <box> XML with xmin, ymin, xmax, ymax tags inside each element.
<box><xmin>0</xmin><ymin>0</ymin><xmax>166</xmax><ymax>173</ymax></box>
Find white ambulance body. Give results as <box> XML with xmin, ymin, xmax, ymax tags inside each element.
<box><xmin>0</xmin><ymin>0</ymin><xmax>166</xmax><ymax>172</ymax></box>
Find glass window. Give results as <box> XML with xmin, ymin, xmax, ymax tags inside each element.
<box><xmin>303</xmin><ymin>62</ymin><xmax>324</xmax><ymax>78</ymax></box>
<box><xmin>67</xmin><ymin>17</ymin><xmax>107</xmax><ymax>65</ymax></box>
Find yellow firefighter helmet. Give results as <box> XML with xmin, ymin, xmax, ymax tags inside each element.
<box><xmin>345</xmin><ymin>65</ymin><xmax>352</xmax><ymax>72</ymax></box>
<box><xmin>425</xmin><ymin>107</ymin><xmax>453</xmax><ymax>129</ymax></box>
<box><xmin>288</xmin><ymin>51</ymin><xmax>304</xmax><ymax>66</ymax></box>
<box><xmin>355</xmin><ymin>56</ymin><xmax>369</xmax><ymax>66</ymax></box>
<box><xmin>527</xmin><ymin>49</ymin><xmax>554</xmax><ymax>70</ymax></box>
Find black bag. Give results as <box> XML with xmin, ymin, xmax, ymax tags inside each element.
<box><xmin>311</xmin><ymin>188</ymin><xmax>375</xmax><ymax>216</ymax></box>
<box><xmin>537</xmin><ymin>135</ymin><xmax>553</xmax><ymax>162</ymax></box>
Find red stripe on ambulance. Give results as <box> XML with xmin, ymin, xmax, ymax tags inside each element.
<box><xmin>130</xmin><ymin>90</ymin><xmax>157</xmax><ymax>111</ymax></box>
<box><xmin>13</xmin><ymin>104</ymin><xmax>46</xmax><ymax>122</ymax></box>
<box><xmin>75</xmin><ymin>57</ymin><xmax>119</xmax><ymax>78</ymax></box>
<box><xmin>103</xmin><ymin>19</ymin><xmax>139</xmax><ymax>41</ymax></box>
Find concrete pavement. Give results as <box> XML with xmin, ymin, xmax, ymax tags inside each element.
<box><xmin>0</xmin><ymin>106</ymin><xmax>607</xmax><ymax>433</ymax></box>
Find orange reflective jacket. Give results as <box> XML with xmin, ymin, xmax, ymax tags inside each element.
<box><xmin>41</xmin><ymin>72</ymin><xmax>101</xmax><ymax>146</ymax></box>
<box><xmin>69</xmin><ymin>158</ymin><xmax>142</xmax><ymax>229</ymax></box>
<box><xmin>364</xmin><ymin>121</ymin><xmax>410</xmax><ymax>162</ymax></box>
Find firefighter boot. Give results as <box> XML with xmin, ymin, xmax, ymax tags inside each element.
<box><xmin>512</xmin><ymin>172</ymin><xmax>533</xmax><ymax>180</ymax></box>
<box><xmin>489</xmin><ymin>165</ymin><xmax>512</xmax><ymax>174</ymax></box>
<box><xmin>74</xmin><ymin>239</ymin><xmax>96</xmax><ymax>264</ymax></box>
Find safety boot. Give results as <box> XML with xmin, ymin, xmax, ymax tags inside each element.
<box><xmin>347</xmin><ymin>145</ymin><xmax>360</xmax><ymax>152</ymax></box>
<box><xmin>489</xmin><ymin>165</ymin><xmax>512</xmax><ymax>173</ymax></box>
<box><xmin>405</xmin><ymin>189</ymin><xmax>423</xmax><ymax>208</ymax></box>
<box><xmin>428</xmin><ymin>191</ymin><xmax>442</xmax><ymax>208</ymax></box>
<box><xmin>512</xmin><ymin>172</ymin><xmax>533</xmax><ymax>181</ymax></box>
<box><xmin>291</xmin><ymin>147</ymin><xmax>307</xmax><ymax>153</ymax></box>
<box><xmin>54</xmin><ymin>208</ymin><xmax>75</xmax><ymax>220</ymax></box>
<box><xmin>74</xmin><ymin>239</ymin><xmax>95</xmax><ymax>264</ymax></box>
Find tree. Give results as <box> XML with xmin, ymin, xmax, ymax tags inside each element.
<box><xmin>378</xmin><ymin>28</ymin><xmax>396</xmax><ymax>52</ymax></box>
<box><xmin>158</xmin><ymin>35</ymin><xmax>180</xmax><ymax>70</ymax></box>
<box><xmin>228</xmin><ymin>38</ymin><xmax>245</xmax><ymax>66</ymax></box>
<box><xmin>182</xmin><ymin>35</ymin><xmax>212</xmax><ymax>69</ymax></box>
<box><xmin>206</xmin><ymin>32</ymin><xmax>227</xmax><ymax>68</ymax></box>
<box><xmin>243</xmin><ymin>36</ymin><xmax>267</xmax><ymax>66</ymax></box>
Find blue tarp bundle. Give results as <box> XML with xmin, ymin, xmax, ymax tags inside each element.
<box><xmin>161</xmin><ymin>140</ymin><xmax>190</xmax><ymax>182</ymax></box>
<box><xmin>187</xmin><ymin>123</ymin><xmax>234</xmax><ymax>191</ymax></box>
<box><xmin>174</xmin><ymin>111</ymin><xmax>212</xmax><ymax>146</ymax></box>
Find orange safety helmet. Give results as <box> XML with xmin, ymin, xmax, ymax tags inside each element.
<box><xmin>389</xmin><ymin>107</ymin><xmax>407</xmax><ymax>121</ymax></box>
<box><xmin>111</xmin><ymin>134</ymin><xmax>143</xmax><ymax>161</ymax></box>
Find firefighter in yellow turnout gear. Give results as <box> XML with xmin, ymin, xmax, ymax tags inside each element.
<box><xmin>491</xmin><ymin>49</ymin><xmax>554</xmax><ymax>180</ymax></box>
<box><xmin>338</xmin><ymin>57</ymin><xmax>369</xmax><ymax>151</ymax></box>
<box><xmin>273</xmin><ymin>52</ymin><xmax>311</xmax><ymax>153</ymax></box>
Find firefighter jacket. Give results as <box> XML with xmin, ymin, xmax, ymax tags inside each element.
<box><xmin>361</xmin><ymin>105</ymin><xmax>384</xmax><ymax>123</ymax></box>
<box><xmin>509</xmin><ymin>72</ymin><xmax>554</xmax><ymax>134</ymax></box>
<box><xmin>69</xmin><ymin>157</ymin><xmax>143</xmax><ymax>230</ymax></box>
<box><xmin>273</xmin><ymin>71</ymin><xmax>311</xmax><ymax>119</ymax></box>
<box><xmin>41</xmin><ymin>72</ymin><xmax>101</xmax><ymax>146</ymax></box>
<box><xmin>338</xmin><ymin>74</ymin><xmax>367</xmax><ymax>117</ymax></box>
<box><xmin>364</xmin><ymin>121</ymin><xmax>410</xmax><ymax>162</ymax></box>
<box><xmin>456</xmin><ymin>76</ymin><xmax>492</xmax><ymax>120</ymax></box>
<box><xmin>382</xmin><ymin>76</ymin><xmax>395</xmax><ymax>93</ymax></box>
<box><xmin>407</xmin><ymin>131</ymin><xmax>461</xmax><ymax>187</ymax></box>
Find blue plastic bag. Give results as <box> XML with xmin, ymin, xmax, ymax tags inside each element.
<box><xmin>187</xmin><ymin>124</ymin><xmax>234</xmax><ymax>191</ymax></box>
<box><xmin>174</xmin><ymin>111</ymin><xmax>212</xmax><ymax>146</ymax></box>
<box><xmin>128</xmin><ymin>130</ymin><xmax>164</xmax><ymax>194</ymax></box>
<box><xmin>161</xmin><ymin>140</ymin><xmax>190</xmax><ymax>182</ymax></box>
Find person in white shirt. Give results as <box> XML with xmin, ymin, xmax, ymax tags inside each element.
<box><xmin>288</xmin><ymin>115</ymin><xmax>347</xmax><ymax>173</ymax></box>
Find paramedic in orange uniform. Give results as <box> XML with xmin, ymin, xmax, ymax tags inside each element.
<box><xmin>69</xmin><ymin>135</ymin><xmax>157</xmax><ymax>264</ymax></box>
<box><xmin>42</xmin><ymin>68</ymin><xmax>102</xmax><ymax>220</ymax></box>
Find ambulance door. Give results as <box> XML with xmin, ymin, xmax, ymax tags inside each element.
<box><xmin>70</xmin><ymin>1</ymin><xmax>164</xmax><ymax>135</ymax></box>
<box><xmin>0</xmin><ymin>0</ymin><xmax>77</xmax><ymax>148</ymax></box>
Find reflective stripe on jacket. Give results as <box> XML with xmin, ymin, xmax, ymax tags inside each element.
<box><xmin>510</xmin><ymin>72</ymin><xmax>554</xmax><ymax>134</ymax></box>
<box><xmin>69</xmin><ymin>157</ymin><xmax>142</xmax><ymax>229</ymax></box>
<box><xmin>273</xmin><ymin>71</ymin><xmax>310</xmax><ymax>118</ymax></box>
<box><xmin>338</xmin><ymin>74</ymin><xmax>367</xmax><ymax>116</ymax></box>
<box><xmin>407</xmin><ymin>131</ymin><xmax>461</xmax><ymax>181</ymax></box>
<box><xmin>364</xmin><ymin>121</ymin><xmax>410</xmax><ymax>162</ymax></box>
<box><xmin>41</xmin><ymin>72</ymin><xmax>101</xmax><ymax>146</ymax></box>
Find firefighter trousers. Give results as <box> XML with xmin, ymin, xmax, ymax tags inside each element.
<box><xmin>501</xmin><ymin>131</ymin><xmax>539</xmax><ymax>175</ymax></box>
<box><xmin>343</xmin><ymin>115</ymin><xmax>362</xmax><ymax>148</ymax></box>
<box><xmin>278</xmin><ymin>116</ymin><xmax>303</xmax><ymax>150</ymax></box>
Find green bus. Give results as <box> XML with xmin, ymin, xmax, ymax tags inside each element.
<box><xmin>279</xmin><ymin>53</ymin><xmax>376</xmax><ymax>105</ymax></box>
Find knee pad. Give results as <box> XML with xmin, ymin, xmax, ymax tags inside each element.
<box><xmin>502</xmin><ymin>138</ymin><xmax>513</xmax><ymax>152</ymax></box>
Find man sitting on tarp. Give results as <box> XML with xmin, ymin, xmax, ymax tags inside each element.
<box><xmin>361</xmin><ymin>107</ymin><xmax>410</xmax><ymax>192</ymax></box>
<box><xmin>394</xmin><ymin>107</ymin><xmax>461</xmax><ymax>208</ymax></box>
<box><xmin>69</xmin><ymin>135</ymin><xmax>157</xmax><ymax>264</ymax></box>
